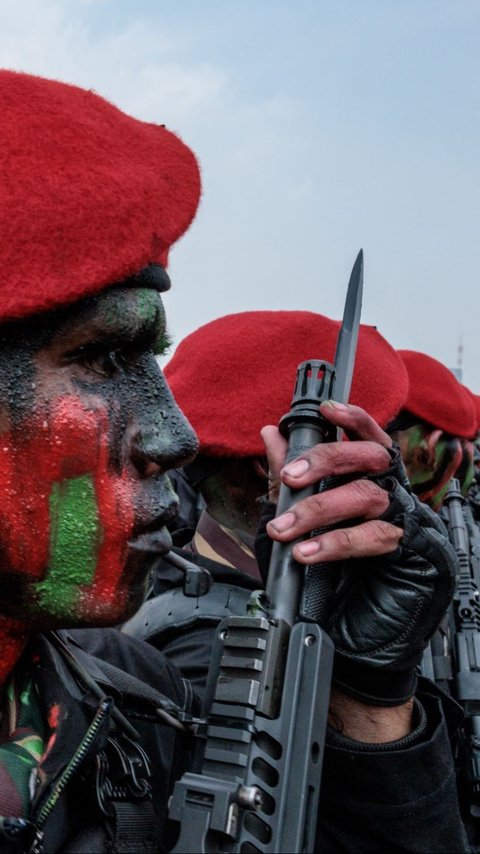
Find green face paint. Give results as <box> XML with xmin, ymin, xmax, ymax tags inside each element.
<box><xmin>400</xmin><ymin>423</ymin><xmax>463</xmax><ymax>509</ymax></box>
<box><xmin>34</xmin><ymin>475</ymin><xmax>101</xmax><ymax>618</ymax></box>
<box><xmin>134</xmin><ymin>289</ymin><xmax>159</xmax><ymax>325</ymax></box>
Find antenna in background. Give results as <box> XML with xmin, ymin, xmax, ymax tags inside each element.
<box><xmin>450</xmin><ymin>334</ymin><xmax>463</xmax><ymax>382</ymax></box>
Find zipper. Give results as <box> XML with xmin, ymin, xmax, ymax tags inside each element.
<box><xmin>29</xmin><ymin>698</ymin><xmax>112</xmax><ymax>850</ymax></box>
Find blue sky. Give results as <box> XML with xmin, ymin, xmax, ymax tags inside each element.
<box><xmin>1</xmin><ymin>0</ymin><xmax>479</xmax><ymax>386</ymax></box>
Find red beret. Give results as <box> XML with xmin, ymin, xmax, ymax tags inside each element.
<box><xmin>398</xmin><ymin>350</ymin><xmax>476</xmax><ymax>439</ymax></box>
<box><xmin>165</xmin><ymin>311</ymin><xmax>409</xmax><ymax>457</ymax></box>
<box><xmin>0</xmin><ymin>70</ymin><xmax>201</xmax><ymax>320</ymax></box>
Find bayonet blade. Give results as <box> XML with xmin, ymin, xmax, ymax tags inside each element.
<box><xmin>332</xmin><ymin>248</ymin><xmax>363</xmax><ymax>404</ymax></box>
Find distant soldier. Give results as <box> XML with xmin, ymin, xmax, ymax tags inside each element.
<box><xmin>387</xmin><ymin>349</ymin><xmax>477</xmax><ymax>510</ymax></box>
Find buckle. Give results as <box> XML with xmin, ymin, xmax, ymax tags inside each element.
<box><xmin>0</xmin><ymin>818</ymin><xmax>43</xmax><ymax>854</ymax></box>
<box><xmin>95</xmin><ymin>734</ymin><xmax>152</xmax><ymax>818</ymax></box>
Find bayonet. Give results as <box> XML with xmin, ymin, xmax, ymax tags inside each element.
<box><xmin>333</xmin><ymin>248</ymin><xmax>364</xmax><ymax>406</ymax></box>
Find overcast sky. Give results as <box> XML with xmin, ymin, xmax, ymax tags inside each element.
<box><xmin>2</xmin><ymin>0</ymin><xmax>479</xmax><ymax>387</ymax></box>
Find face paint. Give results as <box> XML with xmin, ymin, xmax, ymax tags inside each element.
<box><xmin>0</xmin><ymin>286</ymin><xmax>198</xmax><ymax>679</ymax></box>
<box><xmin>399</xmin><ymin>423</ymin><xmax>463</xmax><ymax>510</ymax></box>
<box><xmin>0</xmin><ymin>396</ymin><xmax>137</xmax><ymax>623</ymax></box>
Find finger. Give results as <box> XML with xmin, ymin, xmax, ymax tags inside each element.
<box><xmin>291</xmin><ymin>520</ymin><xmax>403</xmax><ymax>564</ymax></box>
<box><xmin>280</xmin><ymin>440</ymin><xmax>391</xmax><ymax>487</ymax></box>
<box><xmin>261</xmin><ymin>425</ymin><xmax>288</xmax><ymax>480</ymax></box>
<box><xmin>319</xmin><ymin>401</ymin><xmax>393</xmax><ymax>447</ymax></box>
<box><xmin>267</xmin><ymin>478</ymin><xmax>390</xmax><ymax>540</ymax></box>
<box><xmin>261</xmin><ymin>425</ymin><xmax>288</xmax><ymax>502</ymax></box>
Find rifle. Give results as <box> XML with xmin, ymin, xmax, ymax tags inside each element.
<box><xmin>442</xmin><ymin>477</ymin><xmax>480</xmax><ymax>818</ymax></box>
<box><xmin>168</xmin><ymin>251</ymin><xmax>364</xmax><ymax>853</ymax></box>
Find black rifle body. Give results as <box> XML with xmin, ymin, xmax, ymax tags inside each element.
<box><xmin>443</xmin><ymin>479</ymin><xmax>480</xmax><ymax>817</ymax></box>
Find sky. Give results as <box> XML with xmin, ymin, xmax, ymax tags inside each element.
<box><xmin>1</xmin><ymin>0</ymin><xmax>479</xmax><ymax>387</ymax></box>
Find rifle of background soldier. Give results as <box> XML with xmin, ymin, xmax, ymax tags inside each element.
<box><xmin>442</xmin><ymin>479</ymin><xmax>480</xmax><ymax>819</ymax></box>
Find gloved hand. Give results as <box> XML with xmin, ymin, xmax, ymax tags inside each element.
<box><xmin>260</xmin><ymin>401</ymin><xmax>457</xmax><ymax>707</ymax></box>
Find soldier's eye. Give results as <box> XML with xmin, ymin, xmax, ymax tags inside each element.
<box><xmin>64</xmin><ymin>328</ymin><xmax>168</xmax><ymax>378</ymax></box>
<box><xmin>64</xmin><ymin>343</ymin><xmax>130</xmax><ymax>378</ymax></box>
<box><xmin>82</xmin><ymin>350</ymin><xmax>125</xmax><ymax>377</ymax></box>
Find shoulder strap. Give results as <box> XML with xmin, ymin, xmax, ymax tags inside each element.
<box><xmin>96</xmin><ymin>733</ymin><xmax>164</xmax><ymax>854</ymax></box>
<box><xmin>122</xmin><ymin>582</ymin><xmax>252</xmax><ymax>645</ymax></box>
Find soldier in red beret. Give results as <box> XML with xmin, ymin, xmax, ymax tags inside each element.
<box><xmin>160</xmin><ymin>311</ymin><xmax>409</xmax><ymax>569</ymax></box>
<box><xmin>387</xmin><ymin>350</ymin><xmax>477</xmax><ymax>511</ymax></box>
<box><xmin>126</xmin><ymin>310</ymin><xmax>468</xmax><ymax>851</ymax></box>
<box><xmin>0</xmin><ymin>69</ymin><xmax>468</xmax><ymax>853</ymax></box>
<box><xmin>0</xmin><ymin>69</ymin><xmax>203</xmax><ymax>853</ymax></box>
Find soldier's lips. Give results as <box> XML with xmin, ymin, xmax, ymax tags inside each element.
<box><xmin>127</xmin><ymin>526</ymin><xmax>172</xmax><ymax>555</ymax></box>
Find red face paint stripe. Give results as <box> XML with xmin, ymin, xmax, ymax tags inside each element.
<box><xmin>0</xmin><ymin>396</ymin><xmax>135</xmax><ymax>613</ymax></box>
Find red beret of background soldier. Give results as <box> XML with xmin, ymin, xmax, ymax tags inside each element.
<box><xmin>0</xmin><ymin>68</ymin><xmax>469</xmax><ymax>852</ymax></box>
<box><xmin>164</xmin><ymin>310</ymin><xmax>409</xmax><ymax>456</ymax></box>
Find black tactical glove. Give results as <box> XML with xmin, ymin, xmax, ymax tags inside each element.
<box><xmin>256</xmin><ymin>446</ymin><xmax>458</xmax><ymax>706</ymax></box>
<box><xmin>329</xmin><ymin>450</ymin><xmax>457</xmax><ymax>706</ymax></box>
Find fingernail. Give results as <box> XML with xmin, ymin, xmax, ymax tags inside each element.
<box><xmin>323</xmin><ymin>400</ymin><xmax>348</xmax><ymax>411</ymax></box>
<box><xmin>270</xmin><ymin>511</ymin><xmax>295</xmax><ymax>532</ymax></box>
<box><xmin>296</xmin><ymin>540</ymin><xmax>321</xmax><ymax>556</ymax></box>
<box><xmin>282</xmin><ymin>459</ymin><xmax>309</xmax><ymax>478</ymax></box>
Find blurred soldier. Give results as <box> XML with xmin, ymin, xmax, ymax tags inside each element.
<box><xmin>387</xmin><ymin>350</ymin><xmax>477</xmax><ymax>510</ymax></box>
<box><xmin>125</xmin><ymin>311</ymin><xmax>467</xmax><ymax>852</ymax></box>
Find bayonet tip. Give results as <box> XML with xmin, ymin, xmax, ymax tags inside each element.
<box><xmin>348</xmin><ymin>249</ymin><xmax>364</xmax><ymax>289</ymax></box>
